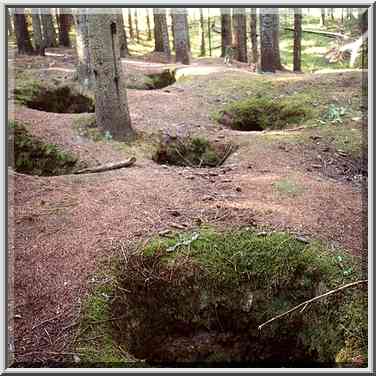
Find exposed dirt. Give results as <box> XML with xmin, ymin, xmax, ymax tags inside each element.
<box><xmin>8</xmin><ymin>48</ymin><xmax>366</xmax><ymax>366</ymax></box>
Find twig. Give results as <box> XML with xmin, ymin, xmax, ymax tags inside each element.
<box><xmin>258</xmin><ymin>280</ymin><xmax>368</xmax><ymax>331</ymax></box>
<box><xmin>216</xmin><ymin>144</ymin><xmax>235</xmax><ymax>167</ymax></box>
<box><xmin>32</xmin><ymin>311</ymin><xmax>68</xmax><ymax>330</ymax></box>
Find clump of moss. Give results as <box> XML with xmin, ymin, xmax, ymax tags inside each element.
<box><xmin>218</xmin><ymin>96</ymin><xmax>312</xmax><ymax>131</ymax></box>
<box><xmin>8</xmin><ymin>121</ymin><xmax>82</xmax><ymax>176</ymax></box>
<box><xmin>110</xmin><ymin>228</ymin><xmax>366</xmax><ymax>365</ymax></box>
<box><xmin>145</xmin><ymin>69</ymin><xmax>176</xmax><ymax>89</ymax></box>
<box><xmin>152</xmin><ymin>135</ymin><xmax>235</xmax><ymax>167</ymax></box>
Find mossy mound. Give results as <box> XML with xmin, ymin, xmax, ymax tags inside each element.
<box><xmin>218</xmin><ymin>97</ymin><xmax>312</xmax><ymax>131</ymax></box>
<box><xmin>152</xmin><ymin>135</ymin><xmax>236</xmax><ymax>168</ymax></box>
<box><xmin>8</xmin><ymin>121</ymin><xmax>83</xmax><ymax>176</ymax></box>
<box><xmin>145</xmin><ymin>69</ymin><xmax>176</xmax><ymax>89</ymax></box>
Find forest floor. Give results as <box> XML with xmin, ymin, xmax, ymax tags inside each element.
<box><xmin>8</xmin><ymin>47</ymin><xmax>366</xmax><ymax>365</ymax></box>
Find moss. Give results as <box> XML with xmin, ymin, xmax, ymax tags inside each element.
<box><xmin>218</xmin><ymin>96</ymin><xmax>312</xmax><ymax>131</ymax></box>
<box><xmin>8</xmin><ymin>120</ymin><xmax>82</xmax><ymax>176</ymax></box>
<box><xmin>273</xmin><ymin>178</ymin><xmax>305</xmax><ymax>197</ymax></box>
<box><xmin>145</xmin><ymin>69</ymin><xmax>176</xmax><ymax>89</ymax></box>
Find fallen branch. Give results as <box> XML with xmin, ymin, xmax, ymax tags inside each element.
<box><xmin>258</xmin><ymin>280</ymin><xmax>367</xmax><ymax>331</ymax></box>
<box><xmin>74</xmin><ymin>157</ymin><xmax>136</xmax><ymax>174</ymax></box>
<box><xmin>283</xmin><ymin>27</ymin><xmax>350</xmax><ymax>40</ymax></box>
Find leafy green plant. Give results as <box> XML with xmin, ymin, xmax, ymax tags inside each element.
<box><xmin>324</xmin><ymin>104</ymin><xmax>347</xmax><ymax>124</ymax></box>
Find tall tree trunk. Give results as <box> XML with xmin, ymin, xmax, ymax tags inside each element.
<box><xmin>74</xmin><ymin>8</ymin><xmax>95</xmax><ymax>89</ymax></box>
<box><xmin>173</xmin><ymin>9</ymin><xmax>191</xmax><ymax>65</ymax></box>
<box><xmin>220</xmin><ymin>8</ymin><xmax>232</xmax><ymax>57</ymax></box>
<box><xmin>233</xmin><ymin>8</ymin><xmax>247</xmax><ymax>63</ymax></box>
<box><xmin>134</xmin><ymin>9</ymin><xmax>140</xmax><ymax>42</ymax></box>
<box><xmin>7</xmin><ymin>8</ymin><xmax>14</xmax><ymax>36</ymax></box>
<box><xmin>88</xmin><ymin>10</ymin><xmax>134</xmax><ymax>141</ymax></box>
<box><xmin>185</xmin><ymin>12</ymin><xmax>191</xmax><ymax>51</ymax></box>
<box><xmin>330</xmin><ymin>8</ymin><xmax>334</xmax><ymax>21</ymax></box>
<box><xmin>41</xmin><ymin>8</ymin><xmax>58</xmax><ymax>47</ymax></box>
<box><xmin>260</xmin><ymin>9</ymin><xmax>275</xmax><ymax>72</ymax></box>
<box><xmin>57</xmin><ymin>8</ymin><xmax>71</xmax><ymax>47</ymax></box>
<box><xmin>153</xmin><ymin>9</ymin><xmax>170</xmax><ymax>57</ymax></box>
<box><xmin>320</xmin><ymin>8</ymin><xmax>326</xmax><ymax>26</ymax></box>
<box><xmin>207</xmin><ymin>9</ymin><xmax>212</xmax><ymax>56</ymax></box>
<box><xmin>14</xmin><ymin>8</ymin><xmax>34</xmax><ymax>55</ymax></box>
<box><xmin>272</xmin><ymin>11</ymin><xmax>283</xmax><ymax>70</ymax></box>
<box><xmin>127</xmin><ymin>8</ymin><xmax>134</xmax><ymax>39</ymax></box>
<box><xmin>170</xmin><ymin>12</ymin><xmax>175</xmax><ymax>51</ymax></box>
<box><xmin>250</xmin><ymin>8</ymin><xmax>258</xmax><ymax>64</ymax></box>
<box><xmin>146</xmin><ymin>9</ymin><xmax>152</xmax><ymax>40</ymax></box>
<box><xmin>117</xmin><ymin>10</ymin><xmax>129</xmax><ymax>57</ymax></box>
<box><xmin>199</xmin><ymin>8</ymin><xmax>206</xmax><ymax>56</ymax></box>
<box><xmin>31</xmin><ymin>9</ymin><xmax>45</xmax><ymax>55</ymax></box>
<box><xmin>293</xmin><ymin>8</ymin><xmax>302</xmax><ymax>72</ymax></box>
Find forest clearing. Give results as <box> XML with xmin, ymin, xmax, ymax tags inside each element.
<box><xmin>6</xmin><ymin>6</ymin><xmax>369</xmax><ymax>369</ymax></box>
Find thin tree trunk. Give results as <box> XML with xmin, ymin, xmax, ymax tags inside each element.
<box><xmin>14</xmin><ymin>8</ymin><xmax>34</xmax><ymax>55</ymax></box>
<box><xmin>7</xmin><ymin>8</ymin><xmax>14</xmax><ymax>36</ymax></box>
<box><xmin>134</xmin><ymin>9</ymin><xmax>140</xmax><ymax>42</ymax></box>
<box><xmin>233</xmin><ymin>8</ymin><xmax>247</xmax><ymax>63</ymax></box>
<box><xmin>330</xmin><ymin>8</ymin><xmax>334</xmax><ymax>21</ymax></box>
<box><xmin>153</xmin><ymin>9</ymin><xmax>170</xmax><ymax>57</ymax></box>
<box><xmin>220</xmin><ymin>8</ymin><xmax>232</xmax><ymax>58</ymax></box>
<box><xmin>146</xmin><ymin>9</ymin><xmax>152</xmax><ymax>41</ymax></box>
<box><xmin>170</xmin><ymin>12</ymin><xmax>175</xmax><ymax>51</ymax></box>
<box><xmin>199</xmin><ymin>8</ymin><xmax>206</xmax><ymax>56</ymax></box>
<box><xmin>272</xmin><ymin>11</ymin><xmax>283</xmax><ymax>70</ymax></box>
<box><xmin>173</xmin><ymin>8</ymin><xmax>191</xmax><ymax>65</ymax></box>
<box><xmin>250</xmin><ymin>8</ymin><xmax>258</xmax><ymax>64</ymax></box>
<box><xmin>74</xmin><ymin>8</ymin><xmax>95</xmax><ymax>89</ymax></box>
<box><xmin>321</xmin><ymin>8</ymin><xmax>326</xmax><ymax>27</ymax></box>
<box><xmin>41</xmin><ymin>8</ymin><xmax>58</xmax><ymax>47</ymax></box>
<box><xmin>117</xmin><ymin>10</ymin><xmax>129</xmax><ymax>57</ymax></box>
<box><xmin>88</xmin><ymin>10</ymin><xmax>134</xmax><ymax>141</ymax></box>
<box><xmin>293</xmin><ymin>8</ymin><xmax>302</xmax><ymax>72</ymax></box>
<box><xmin>127</xmin><ymin>8</ymin><xmax>134</xmax><ymax>39</ymax></box>
<box><xmin>260</xmin><ymin>9</ymin><xmax>275</xmax><ymax>72</ymax></box>
<box><xmin>57</xmin><ymin>8</ymin><xmax>71</xmax><ymax>47</ymax></box>
<box><xmin>207</xmin><ymin>9</ymin><xmax>212</xmax><ymax>56</ymax></box>
<box><xmin>31</xmin><ymin>9</ymin><xmax>45</xmax><ymax>55</ymax></box>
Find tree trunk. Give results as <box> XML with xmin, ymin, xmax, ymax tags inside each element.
<box><xmin>153</xmin><ymin>9</ymin><xmax>170</xmax><ymax>57</ymax></box>
<box><xmin>272</xmin><ymin>11</ymin><xmax>283</xmax><ymax>70</ymax></box>
<box><xmin>173</xmin><ymin>9</ymin><xmax>191</xmax><ymax>65</ymax></box>
<box><xmin>320</xmin><ymin>8</ymin><xmax>326</xmax><ymax>27</ymax></box>
<box><xmin>170</xmin><ymin>12</ymin><xmax>175</xmax><ymax>51</ymax></box>
<box><xmin>260</xmin><ymin>9</ymin><xmax>275</xmax><ymax>72</ymax></box>
<box><xmin>185</xmin><ymin>13</ymin><xmax>191</xmax><ymax>51</ymax></box>
<box><xmin>293</xmin><ymin>8</ymin><xmax>302</xmax><ymax>72</ymax></box>
<box><xmin>146</xmin><ymin>9</ymin><xmax>152</xmax><ymax>40</ymax></box>
<box><xmin>14</xmin><ymin>8</ymin><xmax>35</xmax><ymax>55</ymax></box>
<box><xmin>74</xmin><ymin>8</ymin><xmax>95</xmax><ymax>89</ymax></box>
<box><xmin>31</xmin><ymin>9</ymin><xmax>45</xmax><ymax>55</ymax></box>
<box><xmin>199</xmin><ymin>8</ymin><xmax>206</xmax><ymax>56</ymax></box>
<box><xmin>250</xmin><ymin>8</ymin><xmax>258</xmax><ymax>64</ymax></box>
<box><xmin>233</xmin><ymin>8</ymin><xmax>247</xmax><ymax>63</ymax></box>
<box><xmin>134</xmin><ymin>9</ymin><xmax>140</xmax><ymax>42</ymax></box>
<box><xmin>88</xmin><ymin>10</ymin><xmax>134</xmax><ymax>141</ymax></box>
<box><xmin>57</xmin><ymin>8</ymin><xmax>71</xmax><ymax>47</ymax></box>
<box><xmin>207</xmin><ymin>9</ymin><xmax>212</xmax><ymax>56</ymax></box>
<box><xmin>116</xmin><ymin>10</ymin><xmax>129</xmax><ymax>57</ymax></box>
<box><xmin>7</xmin><ymin>8</ymin><xmax>14</xmax><ymax>36</ymax></box>
<box><xmin>127</xmin><ymin>8</ymin><xmax>134</xmax><ymax>39</ymax></box>
<box><xmin>41</xmin><ymin>8</ymin><xmax>58</xmax><ymax>47</ymax></box>
<box><xmin>220</xmin><ymin>8</ymin><xmax>232</xmax><ymax>58</ymax></box>
<box><xmin>330</xmin><ymin>8</ymin><xmax>334</xmax><ymax>21</ymax></box>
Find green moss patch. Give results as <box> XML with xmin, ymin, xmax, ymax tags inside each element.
<box><xmin>8</xmin><ymin>121</ymin><xmax>83</xmax><ymax>176</ymax></box>
<box><xmin>145</xmin><ymin>69</ymin><xmax>176</xmax><ymax>89</ymax></box>
<box><xmin>107</xmin><ymin>228</ymin><xmax>366</xmax><ymax>366</ymax></box>
<box><xmin>218</xmin><ymin>97</ymin><xmax>312</xmax><ymax>131</ymax></box>
<box><xmin>152</xmin><ymin>135</ymin><xmax>236</xmax><ymax>168</ymax></box>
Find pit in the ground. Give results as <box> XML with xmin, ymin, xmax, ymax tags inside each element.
<box><xmin>152</xmin><ymin>135</ymin><xmax>236</xmax><ymax>167</ymax></box>
<box><xmin>145</xmin><ymin>69</ymin><xmax>176</xmax><ymax>90</ymax></box>
<box><xmin>25</xmin><ymin>86</ymin><xmax>95</xmax><ymax>114</ymax></box>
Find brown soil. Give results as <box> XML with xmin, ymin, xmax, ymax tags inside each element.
<box><xmin>8</xmin><ymin>48</ymin><xmax>366</xmax><ymax>366</ymax></box>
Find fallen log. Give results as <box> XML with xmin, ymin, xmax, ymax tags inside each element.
<box><xmin>74</xmin><ymin>157</ymin><xmax>136</xmax><ymax>174</ymax></box>
<box><xmin>283</xmin><ymin>27</ymin><xmax>350</xmax><ymax>40</ymax></box>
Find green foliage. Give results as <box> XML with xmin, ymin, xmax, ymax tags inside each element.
<box><xmin>219</xmin><ymin>96</ymin><xmax>312</xmax><ymax>131</ymax></box>
<box><xmin>273</xmin><ymin>178</ymin><xmax>305</xmax><ymax>197</ymax></box>
<box><xmin>323</xmin><ymin>104</ymin><xmax>348</xmax><ymax>124</ymax></box>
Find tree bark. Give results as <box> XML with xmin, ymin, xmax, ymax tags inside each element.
<box><xmin>173</xmin><ymin>9</ymin><xmax>191</xmax><ymax>65</ymax></box>
<box><xmin>272</xmin><ymin>11</ymin><xmax>283</xmax><ymax>70</ymax></box>
<box><xmin>207</xmin><ymin>9</ymin><xmax>212</xmax><ymax>56</ymax></box>
<box><xmin>153</xmin><ymin>9</ymin><xmax>170</xmax><ymax>57</ymax></box>
<box><xmin>134</xmin><ymin>9</ymin><xmax>140</xmax><ymax>43</ymax></box>
<box><xmin>260</xmin><ymin>9</ymin><xmax>275</xmax><ymax>72</ymax></box>
<box><xmin>220</xmin><ymin>8</ymin><xmax>232</xmax><ymax>58</ymax></box>
<box><xmin>127</xmin><ymin>8</ymin><xmax>134</xmax><ymax>39</ymax></box>
<box><xmin>293</xmin><ymin>8</ymin><xmax>302</xmax><ymax>72</ymax></box>
<box><xmin>57</xmin><ymin>8</ymin><xmax>71</xmax><ymax>47</ymax></box>
<box><xmin>41</xmin><ymin>8</ymin><xmax>58</xmax><ymax>47</ymax></box>
<box><xmin>74</xmin><ymin>8</ymin><xmax>95</xmax><ymax>89</ymax></box>
<box><xmin>31</xmin><ymin>9</ymin><xmax>45</xmax><ymax>55</ymax></box>
<box><xmin>7</xmin><ymin>8</ymin><xmax>14</xmax><ymax>36</ymax></box>
<box><xmin>199</xmin><ymin>8</ymin><xmax>206</xmax><ymax>56</ymax></box>
<box><xmin>250</xmin><ymin>8</ymin><xmax>258</xmax><ymax>64</ymax></box>
<box><xmin>170</xmin><ymin>12</ymin><xmax>175</xmax><ymax>51</ymax></box>
<box><xmin>14</xmin><ymin>8</ymin><xmax>35</xmax><ymax>55</ymax></box>
<box><xmin>88</xmin><ymin>10</ymin><xmax>134</xmax><ymax>141</ymax></box>
<box><xmin>233</xmin><ymin>8</ymin><xmax>247</xmax><ymax>63</ymax></box>
<box><xmin>116</xmin><ymin>10</ymin><xmax>129</xmax><ymax>57</ymax></box>
<box><xmin>146</xmin><ymin>9</ymin><xmax>152</xmax><ymax>40</ymax></box>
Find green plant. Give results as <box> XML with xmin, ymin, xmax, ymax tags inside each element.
<box><xmin>273</xmin><ymin>178</ymin><xmax>305</xmax><ymax>197</ymax></box>
<box><xmin>324</xmin><ymin>104</ymin><xmax>347</xmax><ymax>124</ymax></box>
